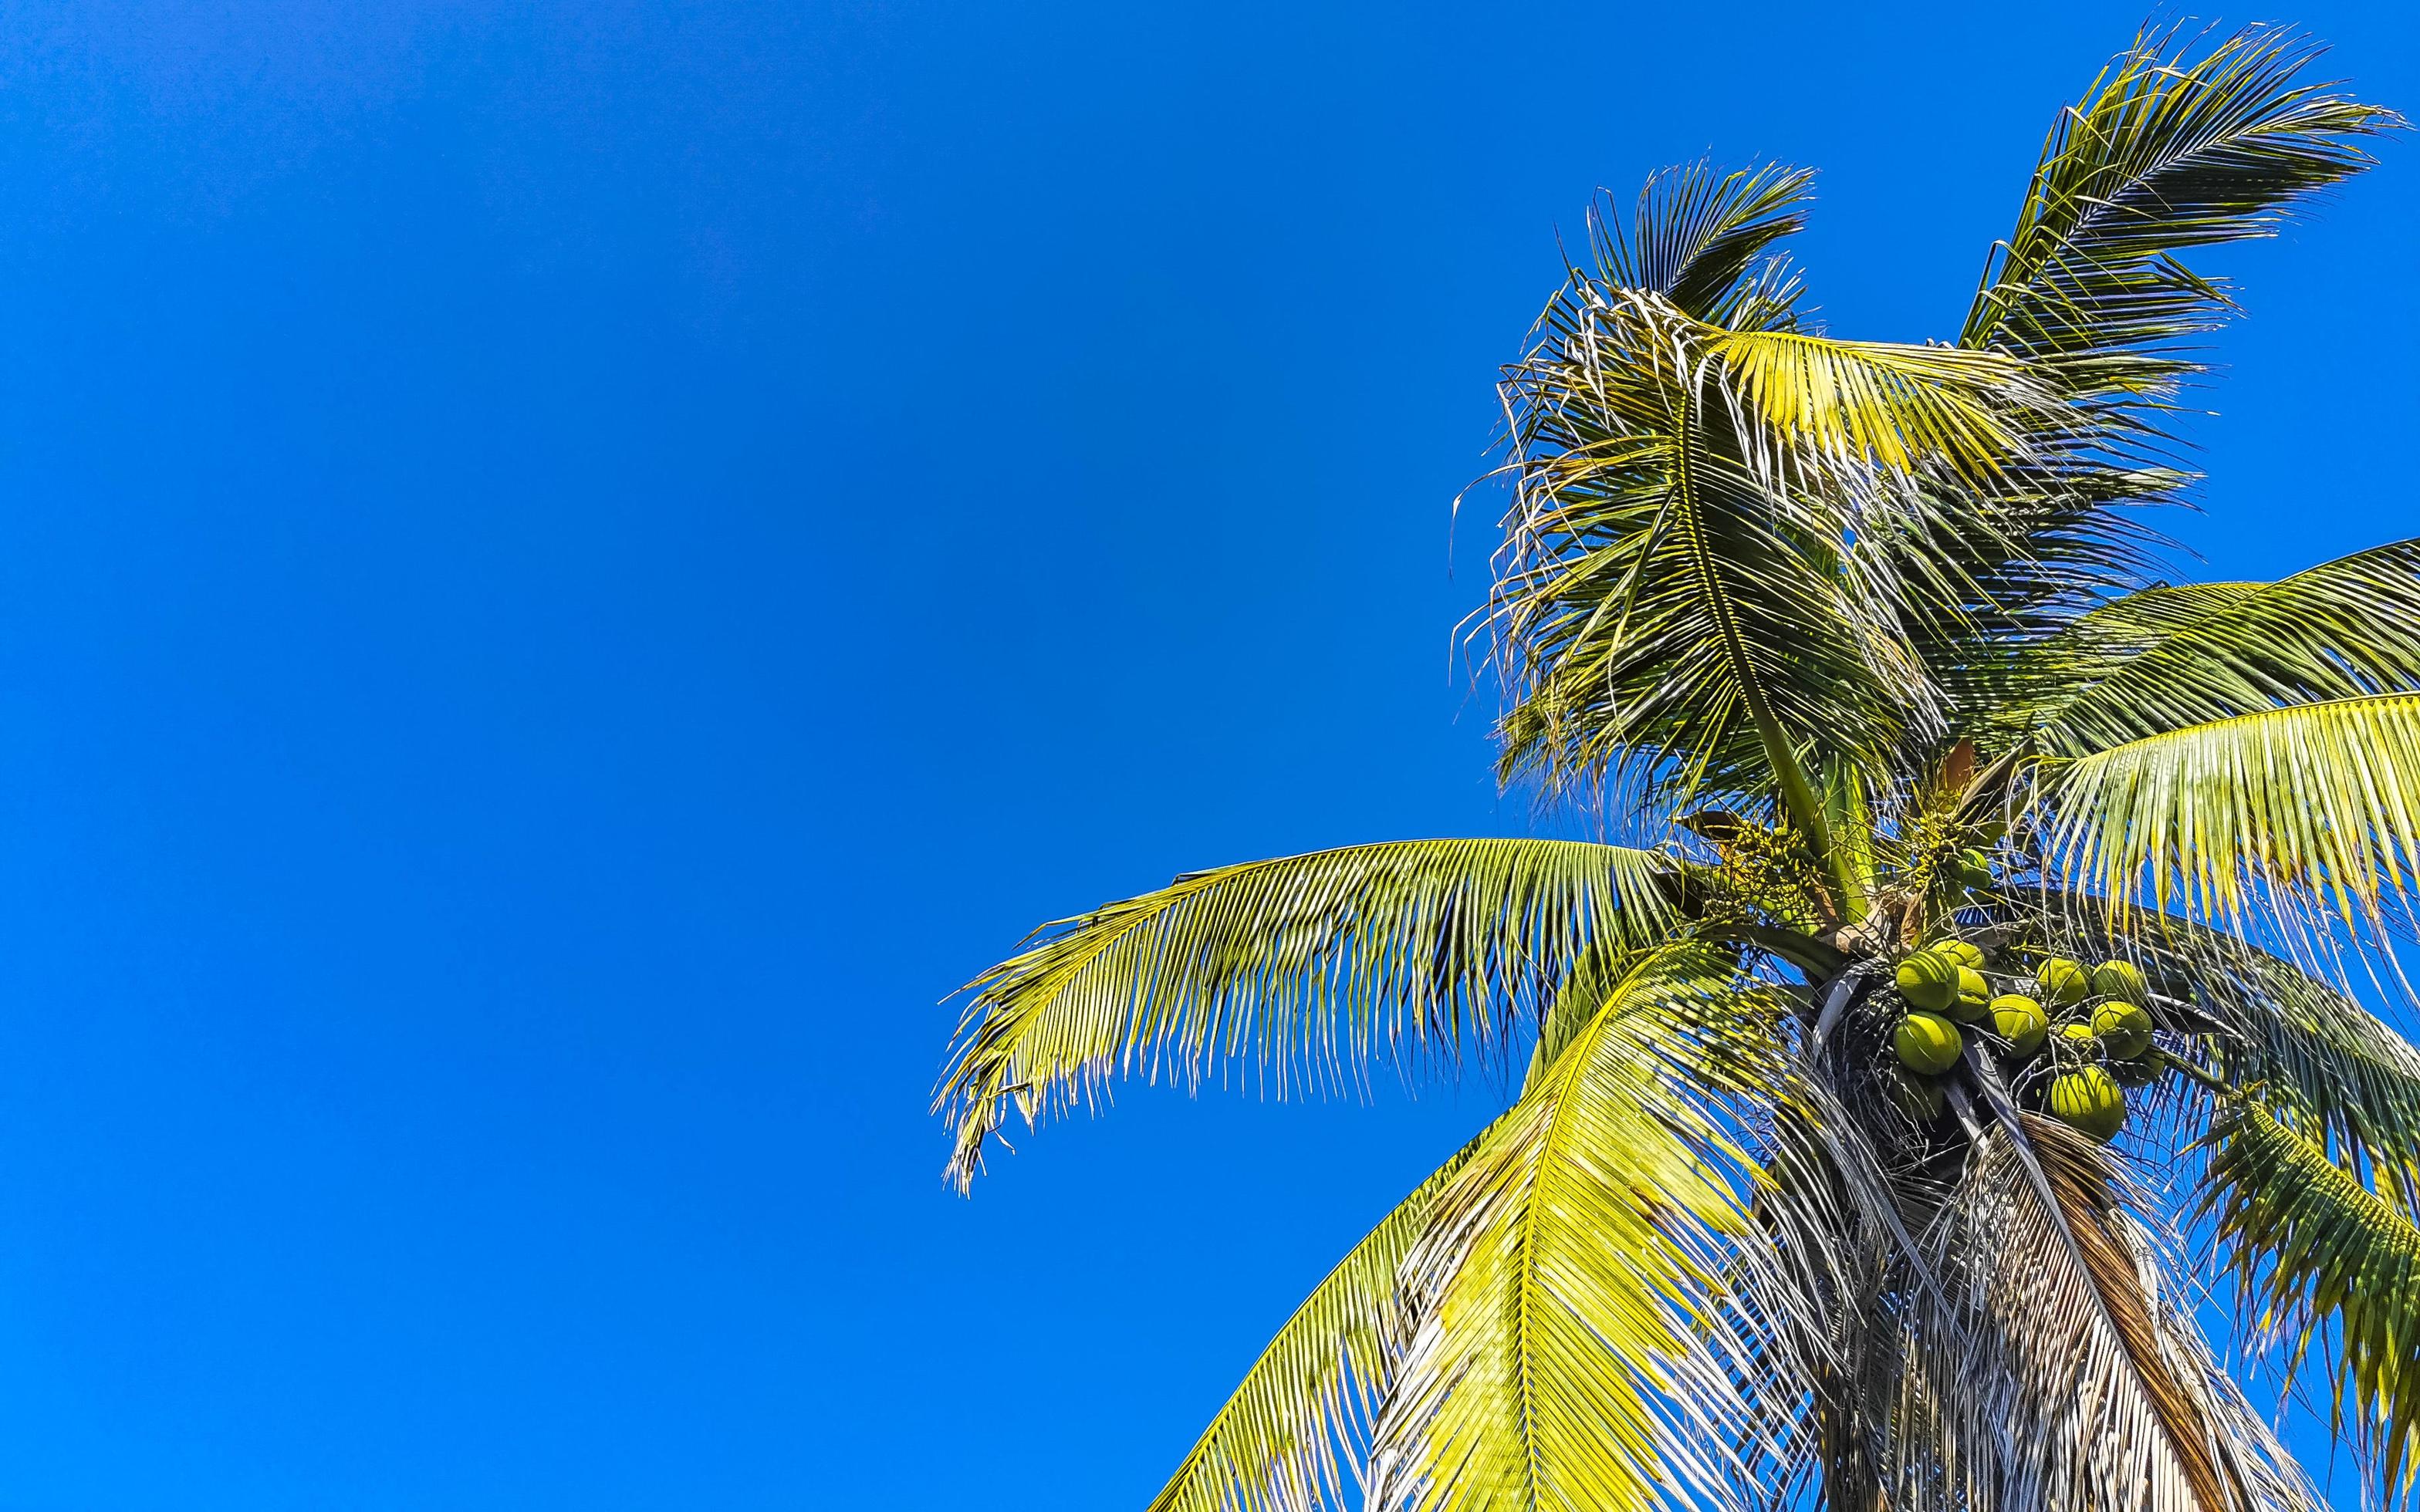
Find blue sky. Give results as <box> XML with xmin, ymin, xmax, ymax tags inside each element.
<box><xmin>0</xmin><ymin>2</ymin><xmax>2409</xmax><ymax>1507</ymax></box>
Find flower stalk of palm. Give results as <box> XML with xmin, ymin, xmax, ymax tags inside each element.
<box><xmin>936</xmin><ymin>25</ymin><xmax>2420</xmax><ymax>1512</ymax></box>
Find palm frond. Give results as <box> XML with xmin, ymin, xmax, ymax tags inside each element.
<box><xmin>1364</xmin><ymin>943</ymin><xmax>1793</xmax><ymax>1512</ymax></box>
<box><xmin>1922</xmin><ymin>23</ymin><xmax>2394</xmax><ymax>718</ymax></box>
<box><xmin>1706</xmin><ymin>329</ymin><xmax>2034</xmax><ymax>481</ymax></box>
<box><xmin>2203</xmin><ymin>1103</ymin><xmax>2420</xmax><ymax>1507</ymax></box>
<box><xmin>2003</xmin><ymin>542</ymin><xmax>2420</xmax><ymax>755</ymax></box>
<box><xmin>2041</xmin><ymin>693</ymin><xmax>2420</xmax><ymax>933</ymax></box>
<box><xmin>1963</xmin><ymin>22</ymin><xmax>2393</xmax><ymax>382</ymax></box>
<box><xmin>1488</xmin><ymin>278</ymin><xmax>2041</xmax><ymax>823</ymax></box>
<box><xmin>937</xmin><ymin>839</ymin><xmax>1677</xmax><ymax>1188</ymax></box>
<box><xmin>1147</xmin><ymin>1122</ymin><xmax>1496</xmax><ymax>1512</ymax></box>
<box><xmin>1584</xmin><ymin>160</ymin><xmax>1813</xmax><ymax>328</ymax></box>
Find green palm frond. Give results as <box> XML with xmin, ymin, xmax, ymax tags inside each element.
<box><xmin>2004</xmin><ymin>542</ymin><xmax>2420</xmax><ymax>754</ymax></box>
<box><xmin>2203</xmin><ymin>1103</ymin><xmax>2420</xmax><ymax>1505</ymax></box>
<box><xmin>1489</xmin><ymin>275</ymin><xmax>2042</xmax><ymax>832</ymax></box>
<box><xmin>2161</xmin><ymin>929</ymin><xmax>2420</xmax><ymax>1213</ymax></box>
<box><xmin>2041</xmin><ymin>694</ymin><xmax>2420</xmax><ymax>931</ymax></box>
<box><xmin>1147</xmin><ymin>1122</ymin><xmax>1496</xmax><ymax>1512</ymax></box>
<box><xmin>1962</xmin><ymin>23</ymin><xmax>2392</xmax><ymax>384</ymax></box>
<box><xmin>1365</xmin><ymin>943</ymin><xmax>1792</xmax><ymax>1512</ymax></box>
<box><xmin>1583</xmin><ymin>160</ymin><xmax>1812</xmax><ymax>329</ymax></box>
<box><xmin>937</xmin><ymin>839</ymin><xmax>1676</xmax><ymax>1188</ymax></box>
<box><xmin>1921</xmin><ymin>25</ymin><xmax>2394</xmax><ymax>717</ymax></box>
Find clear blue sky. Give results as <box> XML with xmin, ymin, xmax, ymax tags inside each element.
<box><xmin>0</xmin><ymin>2</ymin><xmax>2409</xmax><ymax>1507</ymax></box>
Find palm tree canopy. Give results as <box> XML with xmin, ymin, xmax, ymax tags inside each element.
<box><xmin>939</xmin><ymin>24</ymin><xmax>2420</xmax><ymax>1512</ymax></box>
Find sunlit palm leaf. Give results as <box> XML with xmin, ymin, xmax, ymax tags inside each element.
<box><xmin>1707</xmin><ymin>329</ymin><xmax>2033</xmax><ymax>481</ymax></box>
<box><xmin>937</xmin><ymin>839</ymin><xmax>1675</xmax><ymax>1187</ymax></box>
<box><xmin>2203</xmin><ymin>1103</ymin><xmax>2420</xmax><ymax>1506</ymax></box>
<box><xmin>1147</xmin><ymin>1122</ymin><xmax>1497</xmax><ymax>1512</ymax></box>
<box><xmin>1365</xmin><ymin>943</ymin><xmax>1792</xmax><ymax>1512</ymax></box>
<box><xmin>2005</xmin><ymin>542</ymin><xmax>2420</xmax><ymax>754</ymax></box>
<box><xmin>2041</xmin><ymin>694</ymin><xmax>2420</xmax><ymax>930</ymax></box>
<box><xmin>1489</xmin><ymin>278</ymin><xmax>2039</xmax><ymax>815</ymax></box>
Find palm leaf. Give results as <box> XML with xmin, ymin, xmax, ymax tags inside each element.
<box><xmin>2005</xmin><ymin>542</ymin><xmax>2420</xmax><ymax>755</ymax></box>
<box><xmin>1488</xmin><ymin>276</ymin><xmax>2040</xmax><ymax>828</ymax></box>
<box><xmin>1147</xmin><ymin>1122</ymin><xmax>1497</xmax><ymax>1512</ymax></box>
<box><xmin>1923</xmin><ymin>24</ymin><xmax>2393</xmax><ymax>717</ymax></box>
<box><xmin>1962</xmin><ymin>22</ymin><xmax>2391</xmax><ymax>383</ymax></box>
<box><xmin>1582</xmin><ymin>160</ymin><xmax>1812</xmax><ymax>328</ymax></box>
<box><xmin>937</xmin><ymin>839</ymin><xmax>1676</xmax><ymax>1188</ymax></box>
<box><xmin>1365</xmin><ymin>943</ymin><xmax>1791</xmax><ymax>1512</ymax></box>
<box><xmin>2040</xmin><ymin>693</ymin><xmax>2420</xmax><ymax>931</ymax></box>
<box><xmin>2202</xmin><ymin>1103</ymin><xmax>2420</xmax><ymax>1506</ymax></box>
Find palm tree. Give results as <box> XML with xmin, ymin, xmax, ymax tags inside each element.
<box><xmin>936</xmin><ymin>25</ymin><xmax>2420</xmax><ymax>1512</ymax></box>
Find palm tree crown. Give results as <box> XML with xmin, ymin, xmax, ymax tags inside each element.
<box><xmin>938</xmin><ymin>25</ymin><xmax>2420</xmax><ymax>1512</ymax></box>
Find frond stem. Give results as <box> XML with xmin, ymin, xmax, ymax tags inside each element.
<box><xmin>1673</xmin><ymin>382</ymin><xmax>1844</xmax><ymax>903</ymax></box>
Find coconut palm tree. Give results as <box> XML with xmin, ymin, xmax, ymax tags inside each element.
<box><xmin>936</xmin><ymin>25</ymin><xmax>2420</xmax><ymax>1512</ymax></box>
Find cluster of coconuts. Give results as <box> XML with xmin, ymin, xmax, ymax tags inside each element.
<box><xmin>1887</xmin><ymin>940</ymin><xmax>2158</xmax><ymax>1142</ymax></box>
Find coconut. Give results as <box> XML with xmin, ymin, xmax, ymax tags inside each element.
<box><xmin>1956</xmin><ymin>848</ymin><xmax>1995</xmax><ymax>889</ymax></box>
<box><xmin>2090</xmin><ymin>1000</ymin><xmax>2154</xmax><ymax>1060</ymax></box>
<box><xmin>1934</xmin><ymin>939</ymin><xmax>1986</xmax><ymax>972</ymax></box>
<box><xmin>1988</xmin><ymin>994</ymin><xmax>2047</xmax><ymax>1056</ymax></box>
<box><xmin>1894</xmin><ymin>1012</ymin><xmax>1963</xmax><ymax>1075</ymax></box>
<box><xmin>2092</xmin><ymin>959</ymin><xmax>2148</xmax><ymax>1004</ymax></box>
<box><xmin>1895</xmin><ymin>950</ymin><xmax>1959</xmax><ymax>1013</ymax></box>
<box><xmin>2048</xmin><ymin>1065</ymin><xmax>2126</xmax><ymax>1141</ymax></box>
<box><xmin>2036</xmin><ymin>957</ymin><xmax>2092</xmax><ymax>1007</ymax></box>
<box><xmin>2056</xmin><ymin>1020</ymin><xmax>2099</xmax><ymax>1052</ymax></box>
<box><xmin>1949</xmin><ymin>965</ymin><xmax>1991</xmax><ymax>1023</ymax></box>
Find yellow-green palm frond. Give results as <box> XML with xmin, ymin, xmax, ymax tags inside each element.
<box><xmin>2041</xmin><ymin>694</ymin><xmax>2420</xmax><ymax>933</ymax></box>
<box><xmin>1921</xmin><ymin>24</ymin><xmax>2394</xmax><ymax>715</ymax></box>
<box><xmin>1489</xmin><ymin>273</ymin><xmax>2043</xmax><ymax>818</ymax></box>
<box><xmin>1963</xmin><ymin>22</ymin><xmax>2393</xmax><ymax>387</ymax></box>
<box><xmin>1146</xmin><ymin>1122</ymin><xmax>1497</xmax><ymax>1512</ymax></box>
<box><xmin>1705</xmin><ymin>329</ymin><xmax>2034</xmax><ymax>481</ymax></box>
<box><xmin>1364</xmin><ymin>943</ymin><xmax>1793</xmax><ymax>1512</ymax></box>
<box><xmin>2203</xmin><ymin>1104</ymin><xmax>2420</xmax><ymax>1506</ymax></box>
<box><xmin>937</xmin><ymin>839</ymin><xmax>1677</xmax><ymax>1189</ymax></box>
<box><xmin>2005</xmin><ymin>542</ymin><xmax>2420</xmax><ymax>755</ymax></box>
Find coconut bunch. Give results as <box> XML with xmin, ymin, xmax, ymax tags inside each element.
<box><xmin>1888</xmin><ymin>935</ymin><xmax>2161</xmax><ymax>1142</ymax></box>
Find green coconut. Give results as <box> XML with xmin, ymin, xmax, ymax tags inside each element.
<box><xmin>1894</xmin><ymin>1012</ymin><xmax>1963</xmax><ymax>1076</ymax></box>
<box><xmin>1987</xmin><ymin>994</ymin><xmax>2047</xmax><ymax>1057</ymax></box>
<box><xmin>2092</xmin><ymin>959</ymin><xmax>2148</xmax><ymax>1004</ymax></box>
<box><xmin>1895</xmin><ymin>950</ymin><xmax>1959</xmax><ymax>1014</ymax></box>
<box><xmin>1949</xmin><ymin>965</ymin><xmax>1990</xmax><ymax>1023</ymax></box>
<box><xmin>2048</xmin><ymin>1065</ymin><xmax>2127</xmax><ymax>1142</ymax></box>
<box><xmin>2090</xmin><ymin>1000</ymin><xmax>2154</xmax><ymax>1060</ymax></box>
<box><xmin>1934</xmin><ymin>939</ymin><xmax>1986</xmax><ymax>972</ymax></box>
<box><xmin>1956</xmin><ymin>848</ymin><xmax>1995</xmax><ymax>889</ymax></box>
<box><xmin>2036</xmin><ymin>957</ymin><xmax>2092</xmax><ymax>1007</ymax></box>
<box><xmin>2056</xmin><ymin>1020</ymin><xmax>2099</xmax><ymax>1052</ymax></box>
